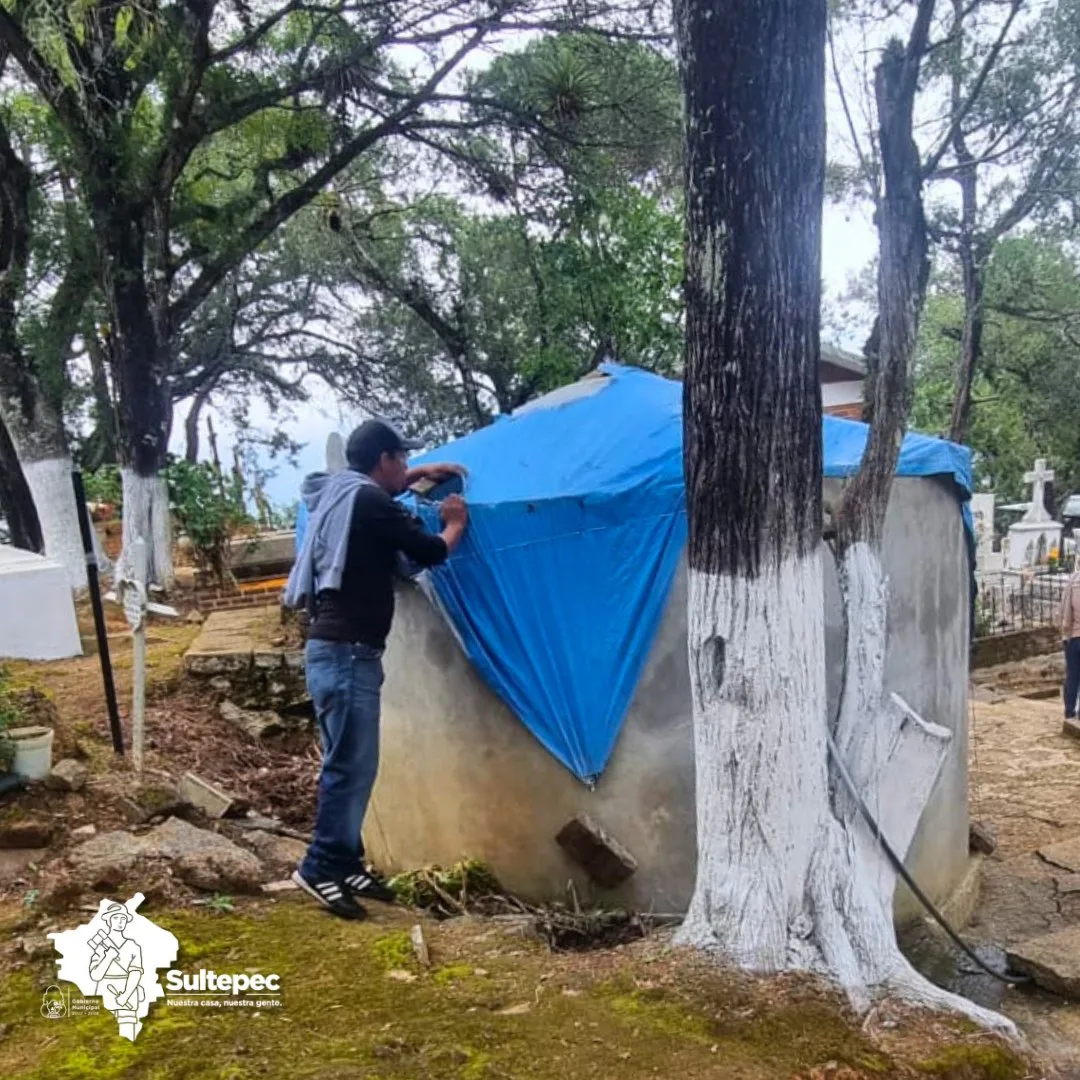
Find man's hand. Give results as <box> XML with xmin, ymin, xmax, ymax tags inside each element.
<box><xmin>439</xmin><ymin>493</ymin><xmax>468</xmax><ymax>553</ymax></box>
<box><xmin>440</xmin><ymin>494</ymin><xmax>468</xmax><ymax>526</ymax></box>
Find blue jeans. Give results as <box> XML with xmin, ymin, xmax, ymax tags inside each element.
<box><xmin>1065</xmin><ymin>638</ymin><xmax>1080</xmax><ymax>719</ymax></box>
<box><xmin>300</xmin><ymin>639</ymin><xmax>384</xmax><ymax>881</ymax></box>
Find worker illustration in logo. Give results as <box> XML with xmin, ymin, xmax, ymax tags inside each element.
<box><xmin>88</xmin><ymin>903</ymin><xmax>145</xmax><ymax>1041</ymax></box>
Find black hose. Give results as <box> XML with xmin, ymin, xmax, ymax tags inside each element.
<box><xmin>825</xmin><ymin>537</ymin><xmax>1029</xmax><ymax>987</ymax></box>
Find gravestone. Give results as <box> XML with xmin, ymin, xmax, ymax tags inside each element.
<box><xmin>0</xmin><ymin>546</ymin><xmax>82</xmax><ymax>660</ymax></box>
<box><xmin>1007</xmin><ymin>459</ymin><xmax>1063</xmax><ymax>569</ymax></box>
<box><xmin>970</xmin><ymin>493</ymin><xmax>1004</xmax><ymax>572</ymax></box>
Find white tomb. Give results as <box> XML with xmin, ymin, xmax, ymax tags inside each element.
<box><xmin>970</xmin><ymin>492</ymin><xmax>1005</xmax><ymax>572</ymax></box>
<box><xmin>1007</xmin><ymin>458</ymin><xmax>1063</xmax><ymax>570</ymax></box>
<box><xmin>0</xmin><ymin>545</ymin><xmax>82</xmax><ymax>660</ymax></box>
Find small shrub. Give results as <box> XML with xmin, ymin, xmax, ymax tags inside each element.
<box><xmin>163</xmin><ymin>458</ymin><xmax>253</xmax><ymax>585</ymax></box>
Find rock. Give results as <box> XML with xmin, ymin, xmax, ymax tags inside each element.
<box><xmin>37</xmin><ymin>873</ymin><xmax>84</xmax><ymax>915</ymax></box>
<box><xmin>70</xmin><ymin>824</ymin><xmax>97</xmax><ymax>840</ymax></box>
<box><xmin>160</xmin><ymin>820</ymin><xmax>264</xmax><ymax>893</ymax></box>
<box><xmin>186</xmin><ymin>610</ymin><xmax>205</xmax><ymax>625</ymax></box>
<box><xmin>969</xmin><ymin>820</ymin><xmax>997</xmax><ymax>856</ymax></box>
<box><xmin>208</xmin><ymin>677</ymin><xmax>232</xmax><ymax>694</ymax></box>
<box><xmin>262</xmin><ymin>878</ymin><xmax>300</xmax><ymax>894</ymax></box>
<box><xmin>555</xmin><ymin>813</ymin><xmax>637</xmax><ymax>888</ymax></box>
<box><xmin>0</xmin><ymin>820</ymin><xmax>55</xmax><ymax>849</ymax></box>
<box><xmin>0</xmin><ymin>847</ymin><xmax>48</xmax><ymax>883</ymax></box>
<box><xmin>1056</xmin><ymin>874</ymin><xmax>1080</xmax><ymax>895</ymax></box>
<box><xmin>1038</xmin><ymin>836</ymin><xmax>1080</xmax><ymax>874</ymax></box>
<box><xmin>219</xmin><ymin>701</ymin><xmax>285</xmax><ymax>739</ymax></box>
<box><xmin>68</xmin><ymin>817</ymin><xmax>264</xmax><ymax>893</ymax></box>
<box><xmin>1007</xmin><ymin>925</ymin><xmax>1080</xmax><ymax>998</ymax></box>
<box><xmin>180</xmin><ymin>772</ymin><xmax>237</xmax><ymax>819</ymax></box>
<box><xmin>241</xmin><ymin>831</ymin><xmax>307</xmax><ymax>873</ymax></box>
<box><xmin>411</xmin><ymin>924</ymin><xmax>430</xmax><ymax>968</ymax></box>
<box><xmin>67</xmin><ymin>831</ymin><xmax>143</xmax><ymax>887</ymax></box>
<box><xmin>46</xmin><ymin>759</ymin><xmax>89</xmax><ymax>793</ymax></box>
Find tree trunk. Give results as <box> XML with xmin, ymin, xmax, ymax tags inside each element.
<box><xmin>675</xmin><ymin>0</ymin><xmax>830</xmax><ymax>964</ymax></box>
<box><xmin>0</xmin><ymin>412</ymin><xmax>42</xmax><ymax>552</ymax></box>
<box><xmin>0</xmin><ymin>112</ymin><xmax>85</xmax><ymax>584</ymax></box>
<box><xmin>184</xmin><ymin>388</ymin><xmax>211</xmax><ymax>464</ymax></box>
<box><xmin>947</xmin><ymin>207</ymin><xmax>984</xmax><ymax>445</ymax></box>
<box><xmin>91</xmin><ymin>195</ymin><xmax>174</xmax><ymax>588</ymax></box>
<box><xmin>84</xmin><ymin>328</ymin><xmax>119</xmax><ymax>469</ymax></box>
<box><xmin>674</xmin><ymin>0</ymin><xmax>1010</xmax><ymax>1032</ymax></box>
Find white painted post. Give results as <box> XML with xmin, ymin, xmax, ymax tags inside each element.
<box><xmin>130</xmin><ymin>536</ymin><xmax>148</xmax><ymax>774</ymax></box>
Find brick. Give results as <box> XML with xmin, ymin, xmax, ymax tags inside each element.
<box><xmin>555</xmin><ymin>813</ymin><xmax>637</xmax><ymax>889</ymax></box>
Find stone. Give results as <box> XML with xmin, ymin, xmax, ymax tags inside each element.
<box><xmin>0</xmin><ymin>847</ymin><xmax>48</xmax><ymax>883</ymax></box>
<box><xmin>0</xmin><ymin>819</ymin><xmax>54</xmax><ymax>849</ymax></box>
<box><xmin>253</xmin><ymin>651</ymin><xmax>285</xmax><ymax>671</ymax></box>
<box><xmin>1055</xmin><ymin>874</ymin><xmax>1080</xmax><ymax>895</ymax></box>
<box><xmin>1064</xmin><ymin>717</ymin><xmax>1080</xmax><ymax>742</ymax></box>
<box><xmin>555</xmin><ymin>813</ymin><xmax>637</xmax><ymax>888</ymax></box>
<box><xmin>209</xmin><ymin>677</ymin><xmax>232</xmax><ymax>694</ymax></box>
<box><xmin>180</xmin><ymin>772</ymin><xmax>237</xmax><ymax>818</ymax></box>
<box><xmin>219</xmin><ymin>701</ymin><xmax>285</xmax><ymax>739</ymax></box>
<box><xmin>969</xmin><ymin>820</ymin><xmax>997</xmax><ymax>856</ymax></box>
<box><xmin>66</xmin><ymin>830</ymin><xmax>142</xmax><ymax>888</ymax></box>
<box><xmin>240</xmin><ymin>830</ymin><xmax>307</xmax><ymax>873</ymax></box>
<box><xmin>1038</xmin><ymin>836</ymin><xmax>1080</xmax><ymax>874</ymax></box>
<box><xmin>67</xmin><ymin>817</ymin><xmax>264</xmax><ymax>893</ymax></box>
<box><xmin>186</xmin><ymin>609</ymin><xmax>205</xmax><ymax>624</ymax></box>
<box><xmin>1007</xmin><ymin>925</ymin><xmax>1080</xmax><ymax>998</ymax></box>
<box><xmin>45</xmin><ymin>758</ymin><xmax>89</xmax><ymax>792</ymax></box>
<box><xmin>185</xmin><ymin>652</ymin><xmax>252</xmax><ymax>676</ymax></box>
<box><xmin>261</xmin><ymin>878</ymin><xmax>299</xmax><ymax>894</ymax></box>
<box><xmin>70</xmin><ymin>824</ymin><xmax>97</xmax><ymax>839</ymax></box>
<box><xmin>157</xmin><ymin>819</ymin><xmax>264</xmax><ymax>892</ymax></box>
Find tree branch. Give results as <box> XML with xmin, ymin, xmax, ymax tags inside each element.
<box><xmin>922</xmin><ymin>0</ymin><xmax>1023</xmax><ymax>179</ymax></box>
<box><xmin>169</xmin><ymin>25</ymin><xmax>490</xmax><ymax>329</ymax></box>
<box><xmin>0</xmin><ymin>6</ymin><xmax>90</xmax><ymax>157</ymax></box>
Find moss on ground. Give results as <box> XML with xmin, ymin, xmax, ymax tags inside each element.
<box><xmin>0</xmin><ymin>900</ymin><xmax>1030</xmax><ymax>1080</ymax></box>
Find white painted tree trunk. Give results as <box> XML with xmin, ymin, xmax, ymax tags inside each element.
<box><xmin>119</xmin><ymin>468</ymin><xmax>174</xmax><ymax>590</ymax></box>
<box><xmin>21</xmin><ymin>456</ymin><xmax>87</xmax><ymax>590</ymax></box>
<box><xmin>678</xmin><ymin>552</ymin><xmax>830</xmax><ymax>967</ymax></box>
<box><xmin>677</xmin><ymin>542</ymin><xmax>1015</xmax><ymax>1035</ymax></box>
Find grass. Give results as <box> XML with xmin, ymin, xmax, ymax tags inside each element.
<box><xmin>0</xmin><ymin>900</ymin><xmax>1031</xmax><ymax>1080</ymax></box>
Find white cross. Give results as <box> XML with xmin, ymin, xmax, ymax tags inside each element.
<box><xmin>1022</xmin><ymin>458</ymin><xmax>1055</xmax><ymax>524</ymax></box>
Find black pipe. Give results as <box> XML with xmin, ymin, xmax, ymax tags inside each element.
<box><xmin>71</xmin><ymin>470</ymin><xmax>124</xmax><ymax>755</ymax></box>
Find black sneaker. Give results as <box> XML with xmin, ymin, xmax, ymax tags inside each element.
<box><xmin>291</xmin><ymin>869</ymin><xmax>368</xmax><ymax>920</ymax></box>
<box><xmin>344</xmin><ymin>865</ymin><xmax>397</xmax><ymax>904</ymax></box>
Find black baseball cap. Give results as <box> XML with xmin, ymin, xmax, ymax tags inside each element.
<box><xmin>346</xmin><ymin>418</ymin><xmax>423</xmax><ymax>471</ymax></box>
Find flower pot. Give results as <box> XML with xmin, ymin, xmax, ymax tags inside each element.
<box><xmin>8</xmin><ymin>725</ymin><xmax>55</xmax><ymax>780</ymax></box>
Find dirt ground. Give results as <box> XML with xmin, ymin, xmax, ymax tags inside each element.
<box><xmin>0</xmin><ymin>618</ymin><xmax>1073</xmax><ymax>1078</ymax></box>
<box><xmin>964</xmin><ymin>657</ymin><xmax>1080</xmax><ymax>1072</ymax></box>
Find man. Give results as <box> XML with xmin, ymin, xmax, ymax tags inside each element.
<box><xmin>1061</xmin><ymin>564</ymin><xmax>1080</xmax><ymax>722</ymax></box>
<box><xmin>284</xmin><ymin>418</ymin><xmax>468</xmax><ymax>918</ymax></box>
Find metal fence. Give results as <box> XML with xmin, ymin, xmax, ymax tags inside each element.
<box><xmin>975</xmin><ymin>570</ymin><xmax>1069</xmax><ymax>637</ymax></box>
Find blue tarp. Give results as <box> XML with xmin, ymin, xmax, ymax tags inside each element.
<box><xmin>400</xmin><ymin>363</ymin><xmax>972</xmax><ymax>784</ymax></box>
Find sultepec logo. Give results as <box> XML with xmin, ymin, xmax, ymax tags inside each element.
<box><xmin>47</xmin><ymin>892</ymin><xmax>178</xmax><ymax>1042</ymax></box>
